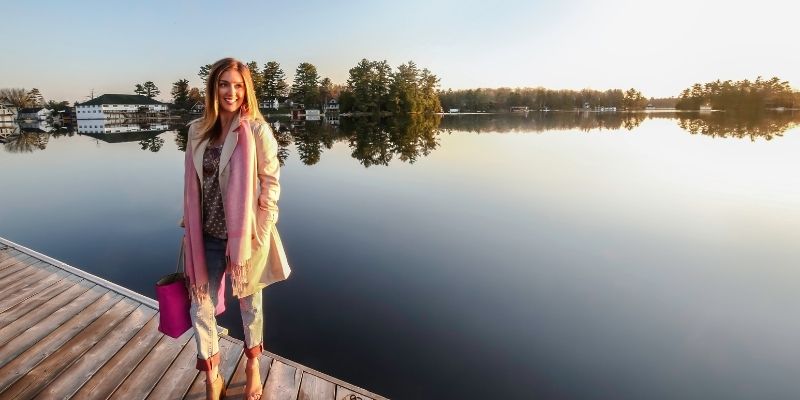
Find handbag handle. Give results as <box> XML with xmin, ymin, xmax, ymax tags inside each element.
<box><xmin>177</xmin><ymin>238</ymin><xmax>185</xmax><ymax>273</ymax></box>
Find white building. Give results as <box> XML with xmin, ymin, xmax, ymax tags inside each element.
<box><xmin>18</xmin><ymin>107</ymin><xmax>50</xmax><ymax>121</ymax></box>
<box><xmin>76</xmin><ymin>94</ymin><xmax>168</xmax><ymax>120</ymax></box>
<box><xmin>323</xmin><ymin>99</ymin><xmax>339</xmax><ymax>113</ymax></box>
<box><xmin>259</xmin><ymin>98</ymin><xmax>280</xmax><ymax>110</ymax></box>
<box><xmin>0</xmin><ymin>103</ymin><xmax>16</xmax><ymax>123</ymax></box>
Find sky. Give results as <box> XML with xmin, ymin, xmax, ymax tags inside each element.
<box><xmin>1</xmin><ymin>0</ymin><xmax>798</xmax><ymax>103</ymax></box>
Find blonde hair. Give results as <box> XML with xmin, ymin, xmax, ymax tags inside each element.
<box><xmin>197</xmin><ymin>57</ymin><xmax>265</xmax><ymax>142</ymax></box>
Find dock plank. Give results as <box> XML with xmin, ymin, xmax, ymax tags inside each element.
<box><xmin>0</xmin><ymin>282</ymin><xmax>103</xmax><ymax>351</ymax></box>
<box><xmin>298</xmin><ymin>372</ymin><xmax>336</xmax><ymax>400</ymax></box>
<box><xmin>0</xmin><ymin>262</ymin><xmax>70</xmax><ymax>314</ymax></box>
<box><xmin>0</xmin><ymin>291</ymin><xmax>121</xmax><ymax>391</ymax></box>
<box><xmin>336</xmin><ymin>387</ymin><xmax>377</xmax><ymax>400</ymax></box>
<box><xmin>225</xmin><ymin>352</ymin><xmax>274</xmax><ymax>399</ymax></box>
<box><xmin>107</xmin><ymin>328</ymin><xmax>195</xmax><ymax>399</ymax></box>
<box><xmin>183</xmin><ymin>337</ymin><xmax>242</xmax><ymax>400</ymax></box>
<box><xmin>263</xmin><ymin>359</ymin><xmax>303</xmax><ymax>400</ymax></box>
<box><xmin>145</xmin><ymin>333</ymin><xmax>200</xmax><ymax>400</ymax></box>
<box><xmin>0</xmin><ymin>249</ymin><xmax>19</xmax><ymax>265</ymax></box>
<box><xmin>36</xmin><ymin>304</ymin><xmax>157</xmax><ymax>399</ymax></box>
<box><xmin>0</xmin><ymin>251</ymin><xmax>29</xmax><ymax>272</ymax></box>
<box><xmin>0</xmin><ymin>256</ymin><xmax>36</xmax><ymax>284</ymax></box>
<box><xmin>0</xmin><ymin>274</ymin><xmax>83</xmax><ymax>328</ymax></box>
<box><xmin>72</xmin><ymin>315</ymin><xmax>164</xmax><ymax>399</ymax></box>
<box><xmin>0</xmin><ymin>298</ymin><xmax>139</xmax><ymax>399</ymax></box>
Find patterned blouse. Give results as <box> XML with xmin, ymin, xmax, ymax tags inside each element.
<box><xmin>202</xmin><ymin>143</ymin><xmax>227</xmax><ymax>239</ymax></box>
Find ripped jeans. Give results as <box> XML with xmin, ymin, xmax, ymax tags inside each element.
<box><xmin>190</xmin><ymin>234</ymin><xmax>263</xmax><ymax>370</ymax></box>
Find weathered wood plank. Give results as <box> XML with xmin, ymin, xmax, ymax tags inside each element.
<box><xmin>182</xmin><ymin>337</ymin><xmax>242</xmax><ymax>400</ymax></box>
<box><xmin>0</xmin><ymin>298</ymin><xmax>139</xmax><ymax>399</ymax></box>
<box><xmin>0</xmin><ymin>274</ymin><xmax>83</xmax><ymax>328</ymax></box>
<box><xmin>0</xmin><ymin>249</ymin><xmax>19</xmax><ymax>265</ymax></box>
<box><xmin>263</xmin><ymin>351</ymin><xmax>387</xmax><ymax>400</ymax></box>
<box><xmin>0</xmin><ymin>257</ymin><xmax>37</xmax><ymax>285</ymax></box>
<box><xmin>225</xmin><ymin>352</ymin><xmax>274</xmax><ymax>399</ymax></box>
<box><xmin>35</xmin><ymin>304</ymin><xmax>157</xmax><ymax>399</ymax></box>
<box><xmin>336</xmin><ymin>387</ymin><xmax>377</xmax><ymax>400</ymax></box>
<box><xmin>298</xmin><ymin>372</ymin><xmax>336</xmax><ymax>400</ymax></box>
<box><xmin>107</xmin><ymin>329</ymin><xmax>195</xmax><ymax>399</ymax></box>
<box><xmin>263</xmin><ymin>359</ymin><xmax>303</xmax><ymax>400</ymax></box>
<box><xmin>71</xmin><ymin>314</ymin><xmax>164</xmax><ymax>399</ymax></box>
<box><xmin>0</xmin><ymin>259</ymin><xmax>51</xmax><ymax>291</ymax></box>
<box><xmin>0</xmin><ymin>249</ymin><xmax>25</xmax><ymax>266</ymax></box>
<box><xmin>0</xmin><ymin>290</ymin><xmax>120</xmax><ymax>391</ymax></box>
<box><xmin>0</xmin><ymin>262</ymin><xmax>69</xmax><ymax>314</ymax></box>
<box><xmin>0</xmin><ymin>281</ymin><xmax>102</xmax><ymax>350</ymax></box>
<box><xmin>0</xmin><ymin>252</ymin><xmax>33</xmax><ymax>275</ymax></box>
<box><xmin>145</xmin><ymin>334</ymin><xmax>200</xmax><ymax>400</ymax></box>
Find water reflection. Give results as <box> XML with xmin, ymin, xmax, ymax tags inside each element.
<box><xmin>674</xmin><ymin>111</ymin><xmax>799</xmax><ymax>141</ymax></box>
<box><xmin>270</xmin><ymin>114</ymin><xmax>442</xmax><ymax>167</ymax></box>
<box><xmin>77</xmin><ymin>121</ymin><xmax>177</xmax><ymax>153</ymax></box>
<box><xmin>3</xmin><ymin>132</ymin><xmax>50</xmax><ymax>153</ymax></box>
<box><xmin>4</xmin><ymin>112</ymin><xmax>797</xmax><ymax>158</ymax></box>
<box><xmin>439</xmin><ymin>111</ymin><xmax>647</xmax><ymax>133</ymax></box>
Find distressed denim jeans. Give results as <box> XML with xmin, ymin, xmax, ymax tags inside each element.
<box><xmin>191</xmin><ymin>234</ymin><xmax>263</xmax><ymax>370</ymax></box>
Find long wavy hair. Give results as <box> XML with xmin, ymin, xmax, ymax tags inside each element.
<box><xmin>197</xmin><ymin>57</ymin><xmax>265</xmax><ymax>142</ymax></box>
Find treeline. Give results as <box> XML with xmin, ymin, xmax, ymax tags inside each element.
<box><xmin>675</xmin><ymin>76</ymin><xmax>797</xmax><ymax>110</ymax></box>
<box><xmin>0</xmin><ymin>87</ymin><xmax>70</xmax><ymax>112</ymax></box>
<box><xmin>338</xmin><ymin>59</ymin><xmax>442</xmax><ymax>114</ymax></box>
<box><xmin>437</xmin><ymin>87</ymin><xmax>648</xmax><ymax>112</ymax></box>
<box><xmin>190</xmin><ymin>59</ymin><xmax>443</xmax><ymax>114</ymax></box>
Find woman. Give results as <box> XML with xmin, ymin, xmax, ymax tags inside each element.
<box><xmin>183</xmin><ymin>57</ymin><xmax>291</xmax><ymax>400</ymax></box>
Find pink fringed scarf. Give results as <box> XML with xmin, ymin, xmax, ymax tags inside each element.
<box><xmin>184</xmin><ymin>118</ymin><xmax>256</xmax><ymax>305</ymax></box>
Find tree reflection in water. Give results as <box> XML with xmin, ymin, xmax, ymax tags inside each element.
<box><xmin>675</xmin><ymin>111</ymin><xmax>800</xmax><ymax>141</ymax></box>
<box><xmin>139</xmin><ymin>136</ymin><xmax>165</xmax><ymax>152</ymax></box>
<box><xmin>271</xmin><ymin>114</ymin><xmax>442</xmax><ymax>167</ymax></box>
<box><xmin>3</xmin><ymin>132</ymin><xmax>49</xmax><ymax>153</ymax></box>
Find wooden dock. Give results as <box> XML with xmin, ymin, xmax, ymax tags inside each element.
<box><xmin>0</xmin><ymin>237</ymin><xmax>386</xmax><ymax>400</ymax></box>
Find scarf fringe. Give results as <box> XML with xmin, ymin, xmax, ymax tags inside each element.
<box><xmin>229</xmin><ymin>257</ymin><xmax>253</xmax><ymax>296</ymax></box>
<box><xmin>190</xmin><ymin>282</ymin><xmax>210</xmax><ymax>302</ymax></box>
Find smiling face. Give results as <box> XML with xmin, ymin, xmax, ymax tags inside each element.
<box><xmin>217</xmin><ymin>68</ymin><xmax>246</xmax><ymax>116</ymax></box>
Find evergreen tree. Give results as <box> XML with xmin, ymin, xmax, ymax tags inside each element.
<box><xmin>198</xmin><ymin>64</ymin><xmax>212</xmax><ymax>90</ymax></box>
<box><xmin>26</xmin><ymin>88</ymin><xmax>45</xmax><ymax>107</ymax></box>
<box><xmin>262</xmin><ymin>61</ymin><xmax>288</xmax><ymax>101</ymax></box>
<box><xmin>290</xmin><ymin>62</ymin><xmax>321</xmax><ymax>108</ymax></box>
<box><xmin>142</xmin><ymin>81</ymin><xmax>160</xmax><ymax>98</ymax></box>
<box><xmin>171</xmin><ymin>79</ymin><xmax>190</xmax><ymax>109</ymax></box>
<box><xmin>134</xmin><ymin>84</ymin><xmax>146</xmax><ymax>96</ymax></box>
<box><xmin>246</xmin><ymin>61</ymin><xmax>264</xmax><ymax>100</ymax></box>
<box><xmin>623</xmin><ymin>88</ymin><xmax>646</xmax><ymax>110</ymax></box>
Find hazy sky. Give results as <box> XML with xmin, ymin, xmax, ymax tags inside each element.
<box><xmin>2</xmin><ymin>0</ymin><xmax>797</xmax><ymax>102</ymax></box>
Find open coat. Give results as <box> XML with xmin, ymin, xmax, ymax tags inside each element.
<box><xmin>185</xmin><ymin>113</ymin><xmax>290</xmax><ymax>298</ymax></box>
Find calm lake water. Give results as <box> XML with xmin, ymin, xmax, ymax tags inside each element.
<box><xmin>1</xmin><ymin>112</ymin><xmax>799</xmax><ymax>399</ymax></box>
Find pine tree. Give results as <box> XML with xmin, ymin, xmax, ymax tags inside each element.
<box><xmin>262</xmin><ymin>61</ymin><xmax>288</xmax><ymax>101</ymax></box>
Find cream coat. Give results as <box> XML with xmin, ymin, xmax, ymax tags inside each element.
<box><xmin>187</xmin><ymin>113</ymin><xmax>290</xmax><ymax>297</ymax></box>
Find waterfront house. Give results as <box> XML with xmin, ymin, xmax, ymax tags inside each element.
<box><xmin>259</xmin><ymin>98</ymin><xmax>281</xmax><ymax>110</ymax></box>
<box><xmin>699</xmin><ymin>104</ymin><xmax>713</xmax><ymax>111</ymax></box>
<box><xmin>18</xmin><ymin>107</ymin><xmax>50</xmax><ymax>121</ymax></box>
<box><xmin>510</xmin><ymin>106</ymin><xmax>529</xmax><ymax>113</ymax></box>
<box><xmin>448</xmin><ymin>108</ymin><xmax>459</xmax><ymax>113</ymax></box>
<box><xmin>323</xmin><ymin>99</ymin><xmax>339</xmax><ymax>113</ymax></box>
<box><xmin>76</xmin><ymin>94</ymin><xmax>169</xmax><ymax>120</ymax></box>
<box><xmin>0</xmin><ymin>103</ymin><xmax>16</xmax><ymax>123</ymax></box>
<box><xmin>190</xmin><ymin>101</ymin><xmax>205</xmax><ymax>115</ymax></box>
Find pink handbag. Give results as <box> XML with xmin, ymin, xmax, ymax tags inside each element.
<box><xmin>156</xmin><ymin>239</ymin><xmax>192</xmax><ymax>338</ymax></box>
